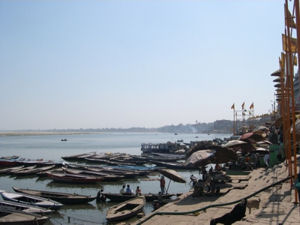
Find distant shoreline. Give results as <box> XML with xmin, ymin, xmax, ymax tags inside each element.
<box><xmin>0</xmin><ymin>131</ymin><xmax>230</xmax><ymax>137</ymax></box>
<box><xmin>0</xmin><ymin>131</ymin><xmax>104</xmax><ymax>137</ymax></box>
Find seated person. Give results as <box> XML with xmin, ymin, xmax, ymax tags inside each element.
<box><xmin>125</xmin><ymin>184</ymin><xmax>133</xmax><ymax>195</ymax></box>
<box><xmin>120</xmin><ymin>185</ymin><xmax>126</xmax><ymax>194</ymax></box>
<box><xmin>135</xmin><ymin>186</ymin><xmax>141</xmax><ymax>196</ymax></box>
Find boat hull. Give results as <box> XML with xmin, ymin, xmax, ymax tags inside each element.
<box><xmin>106</xmin><ymin>196</ymin><xmax>145</xmax><ymax>222</ymax></box>
<box><xmin>12</xmin><ymin>187</ymin><xmax>96</xmax><ymax>204</ymax></box>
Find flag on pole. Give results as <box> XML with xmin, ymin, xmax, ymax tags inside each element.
<box><xmin>280</xmin><ymin>52</ymin><xmax>286</xmax><ymax>69</ymax></box>
<box><xmin>285</xmin><ymin>5</ymin><xmax>297</xmax><ymax>28</ymax></box>
<box><xmin>249</xmin><ymin>103</ymin><xmax>254</xmax><ymax>109</ymax></box>
<box><xmin>282</xmin><ymin>34</ymin><xmax>298</xmax><ymax>53</ymax></box>
<box><xmin>294</xmin><ymin>55</ymin><xmax>297</xmax><ymax>66</ymax></box>
<box><xmin>241</xmin><ymin>102</ymin><xmax>245</xmax><ymax>110</ymax></box>
<box><xmin>231</xmin><ymin>104</ymin><xmax>235</xmax><ymax>110</ymax></box>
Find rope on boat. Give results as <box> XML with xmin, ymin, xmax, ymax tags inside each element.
<box><xmin>136</xmin><ymin>176</ymin><xmax>291</xmax><ymax>225</ymax></box>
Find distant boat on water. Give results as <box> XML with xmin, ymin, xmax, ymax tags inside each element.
<box><xmin>61</xmin><ymin>139</ymin><xmax>67</xmax><ymax>142</ymax></box>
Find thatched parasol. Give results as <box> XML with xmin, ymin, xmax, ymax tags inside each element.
<box><xmin>185</xmin><ymin>150</ymin><xmax>215</xmax><ymax>168</ymax></box>
<box><xmin>158</xmin><ymin>169</ymin><xmax>186</xmax><ymax>183</ymax></box>
<box><xmin>185</xmin><ymin>148</ymin><xmax>237</xmax><ymax>168</ymax></box>
<box><xmin>240</xmin><ymin>132</ymin><xmax>265</xmax><ymax>142</ymax></box>
<box><xmin>222</xmin><ymin>140</ymin><xmax>247</xmax><ymax>148</ymax></box>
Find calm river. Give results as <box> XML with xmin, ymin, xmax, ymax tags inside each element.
<box><xmin>0</xmin><ymin>132</ymin><xmax>229</xmax><ymax>225</ymax></box>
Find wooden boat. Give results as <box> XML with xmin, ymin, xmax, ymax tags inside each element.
<box><xmin>61</xmin><ymin>152</ymin><xmax>96</xmax><ymax>162</ymax></box>
<box><xmin>0</xmin><ymin>208</ymin><xmax>48</xmax><ymax>225</ymax></box>
<box><xmin>103</xmin><ymin>193</ymin><xmax>175</xmax><ymax>202</ymax></box>
<box><xmin>9</xmin><ymin>166</ymin><xmax>37</xmax><ymax>175</ymax></box>
<box><xmin>46</xmin><ymin>172</ymin><xmax>103</xmax><ymax>184</ymax></box>
<box><xmin>62</xmin><ymin>167</ymin><xmax>123</xmax><ymax>182</ymax></box>
<box><xmin>0</xmin><ymin>159</ymin><xmax>18</xmax><ymax>167</ymax></box>
<box><xmin>0</xmin><ymin>166</ymin><xmax>24</xmax><ymax>175</ymax></box>
<box><xmin>150</xmin><ymin>160</ymin><xmax>188</xmax><ymax>169</ymax></box>
<box><xmin>0</xmin><ymin>200</ymin><xmax>53</xmax><ymax>214</ymax></box>
<box><xmin>13</xmin><ymin>165</ymin><xmax>55</xmax><ymax>176</ymax></box>
<box><xmin>0</xmin><ymin>190</ymin><xmax>63</xmax><ymax>210</ymax></box>
<box><xmin>106</xmin><ymin>196</ymin><xmax>145</xmax><ymax>222</ymax></box>
<box><xmin>12</xmin><ymin>187</ymin><xmax>96</xmax><ymax>204</ymax></box>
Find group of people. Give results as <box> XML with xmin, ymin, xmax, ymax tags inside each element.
<box><xmin>191</xmin><ymin>165</ymin><xmax>222</xmax><ymax>197</ymax></box>
<box><xmin>120</xmin><ymin>184</ymin><xmax>142</xmax><ymax>196</ymax></box>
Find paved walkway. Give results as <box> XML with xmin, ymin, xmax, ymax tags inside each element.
<box><xmin>134</xmin><ymin>163</ymin><xmax>300</xmax><ymax>225</ymax></box>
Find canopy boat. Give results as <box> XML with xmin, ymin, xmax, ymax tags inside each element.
<box><xmin>103</xmin><ymin>193</ymin><xmax>176</xmax><ymax>202</ymax></box>
<box><xmin>12</xmin><ymin>187</ymin><xmax>96</xmax><ymax>204</ymax></box>
<box><xmin>46</xmin><ymin>172</ymin><xmax>103</xmax><ymax>184</ymax></box>
<box><xmin>0</xmin><ymin>190</ymin><xmax>63</xmax><ymax>210</ymax></box>
<box><xmin>0</xmin><ymin>200</ymin><xmax>53</xmax><ymax>214</ymax></box>
<box><xmin>0</xmin><ymin>208</ymin><xmax>48</xmax><ymax>225</ymax></box>
<box><xmin>106</xmin><ymin>196</ymin><xmax>145</xmax><ymax>222</ymax></box>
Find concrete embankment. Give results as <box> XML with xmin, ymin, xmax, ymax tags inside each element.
<box><xmin>135</xmin><ymin>161</ymin><xmax>299</xmax><ymax>225</ymax></box>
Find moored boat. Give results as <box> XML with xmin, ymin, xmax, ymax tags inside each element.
<box><xmin>62</xmin><ymin>167</ymin><xmax>123</xmax><ymax>182</ymax></box>
<box><xmin>0</xmin><ymin>166</ymin><xmax>24</xmax><ymax>175</ymax></box>
<box><xmin>0</xmin><ymin>208</ymin><xmax>48</xmax><ymax>225</ymax></box>
<box><xmin>106</xmin><ymin>196</ymin><xmax>145</xmax><ymax>222</ymax></box>
<box><xmin>12</xmin><ymin>187</ymin><xmax>96</xmax><ymax>204</ymax></box>
<box><xmin>0</xmin><ymin>190</ymin><xmax>63</xmax><ymax>210</ymax></box>
<box><xmin>103</xmin><ymin>192</ymin><xmax>175</xmax><ymax>202</ymax></box>
<box><xmin>0</xmin><ymin>200</ymin><xmax>53</xmax><ymax>214</ymax></box>
<box><xmin>46</xmin><ymin>172</ymin><xmax>103</xmax><ymax>184</ymax></box>
<box><xmin>12</xmin><ymin>165</ymin><xmax>56</xmax><ymax>176</ymax></box>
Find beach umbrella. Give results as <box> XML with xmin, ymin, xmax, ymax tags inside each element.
<box><xmin>185</xmin><ymin>148</ymin><xmax>237</xmax><ymax>168</ymax></box>
<box><xmin>271</xmin><ymin>69</ymin><xmax>280</xmax><ymax>76</ymax></box>
<box><xmin>185</xmin><ymin>150</ymin><xmax>215</xmax><ymax>168</ymax></box>
<box><xmin>222</xmin><ymin>140</ymin><xmax>247</xmax><ymax>148</ymax></box>
<box><xmin>158</xmin><ymin>169</ymin><xmax>185</xmax><ymax>194</ymax></box>
<box><xmin>158</xmin><ymin>169</ymin><xmax>186</xmax><ymax>183</ymax></box>
<box><xmin>240</xmin><ymin>132</ymin><xmax>265</xmax><ymax>142</ymax></box>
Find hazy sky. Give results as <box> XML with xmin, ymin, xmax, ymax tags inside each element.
<box><xmin>0</xmin><ymin>0</ymin><xmax>284</xmax><ymax>130</ymax></box>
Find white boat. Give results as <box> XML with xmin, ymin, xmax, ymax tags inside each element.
<box><xmin>0</xmin><ymin>200</ymin><xmax>53</xmax><ymax>214</ymax></box>
<box><xmin>0</xmin><ymin>190</ymin><xmax>62</xmax><ymax>210</ymax></box>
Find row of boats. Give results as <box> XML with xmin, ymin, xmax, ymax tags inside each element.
<box><xmin>0</xmin><ymin>186</ymin><xmax>97</xmax><ymax>224</ymax></box>
<box><xmin>0</xmin><ymin>186</ymin><xmax>179</xmax><ymax>224</ymax></box>
<box><xmin>62</xmin><ymin>152</ymin><xmax>189</xmax><ymax>169</ymax></box>
<box><xmin>0</xmin><ymin>161</ymin><xmax>152</xmax><ymax>184</ymax></box>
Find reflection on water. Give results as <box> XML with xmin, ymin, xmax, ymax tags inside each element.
<box><xmin>0</xmin><ymin>132</ymin><xmax>230</xmax><ymax>224</ymax></box>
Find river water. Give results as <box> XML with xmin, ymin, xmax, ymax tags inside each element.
<box><xmin>0</xmin><ymin>132</ymin><xmax>229</xmax><ymax>225</ymax></box>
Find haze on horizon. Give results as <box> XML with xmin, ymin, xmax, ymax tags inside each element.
<box><xmin>0</xmin><ymin>0</ymin><xmax>282</xmax><ymax>130</ymax></box>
